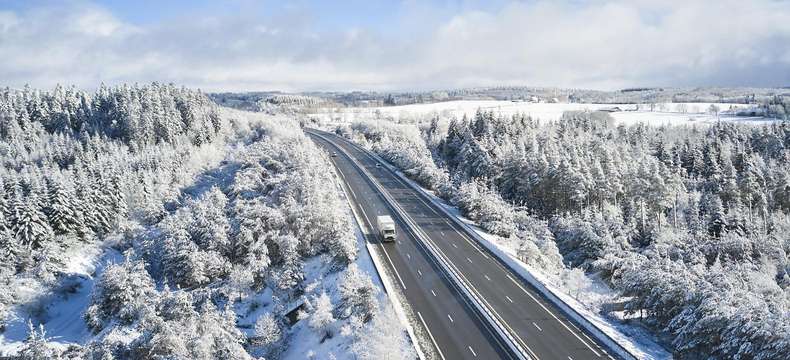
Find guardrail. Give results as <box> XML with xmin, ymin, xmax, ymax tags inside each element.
<box><xmin>324</xmin><ymin>130</ymin><xmax>639</xmax><ymax>360</ymax></box>
<box><xmin>308</xmin><ymin>130</ymin><xmax>529</xmax><ymax>360</ymax></box>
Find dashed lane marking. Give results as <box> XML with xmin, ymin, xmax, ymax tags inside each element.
<box><xmin>505</xmin><ymin>275</ymin><xmax>602</xmax><ymax>357</ymax></box>
<box><xmin>417</xmin><ymin>312</ymin><xmax>447</xmax><ymax>360</ymax></box>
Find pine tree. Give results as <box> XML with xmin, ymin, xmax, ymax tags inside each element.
<box><xmin>44</xmin><ymin>176</ymin><xmax>79</xmax><ymax>235</ymax></box>
<box><xmin>161</xmin><ymin>226</ymin><xmax>208</xmax><ymax>288</ymax></box>
<box><xmin>773</xmin><ymin>171</ymin><xmax>790</xmax><ymax>212</ymax></box>
<box><xmin>190</xmin><ymin>187</ymin><xmax>230</xmax><ymax>255</ymax></box>
<box><xmin>0</xmin><ymin>227</ymin><xmax>18</xmax><ymax>274</ymax></box>
<box><xmin>253</xmin><ymin>313</ymin><xmax>282</xmax><ymax>348</ymax></box>
<box><xmin>704</xmin><ymin>194</ymin><xmax>728</xmax><ymax>238</ymax></box>
<box><xmin>273</xmin><ymin>234</ymin><xmax>304</xmax><ymax>292</ymax></box>
<box><xmin>309</xmin><ymin>291</ymin><xmax>335</xmax><ymax>338</ymax></box>
<box><xmin>13</xmin><ymin>193</ymin><xmax>53</xmax><ymax>250</ymax></box>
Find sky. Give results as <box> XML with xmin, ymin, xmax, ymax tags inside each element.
<box><xmin>1</xmin><ymin>0</ymin><xmax>789</xmax><ymax>92</ymax></box>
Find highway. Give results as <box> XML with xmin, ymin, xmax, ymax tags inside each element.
<box><xmin>307</xmin><ymin>129</ymin><xmax>618</xmax><ymax>360</ymax></box>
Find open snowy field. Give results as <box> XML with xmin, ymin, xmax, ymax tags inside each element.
<box><xmin>311</xmin><ymin>100</ymin><xmax>774</xmax><ymax>126</ymax></box>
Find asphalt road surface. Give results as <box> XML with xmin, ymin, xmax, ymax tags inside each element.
<box><xmin>308</xmin><ymin>129</ymin><xmax>617</xmax><ymax>360</ymax></box>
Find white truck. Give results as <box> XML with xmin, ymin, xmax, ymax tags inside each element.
<box><xmin>376</xmin><ymin>215</ymin><xmax>396</xmax><ymax>242</ymax></box>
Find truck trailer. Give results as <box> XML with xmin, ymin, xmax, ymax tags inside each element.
<box><xmin>376</xmin><ymin>215</ymin><xmax>396</xmax><ymax>242</ymax></box>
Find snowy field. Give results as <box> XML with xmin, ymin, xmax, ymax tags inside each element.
<box><xmin>311</xmin><ymin>100</ymin><xmax>775</xmax><ymax>126</ymax></box>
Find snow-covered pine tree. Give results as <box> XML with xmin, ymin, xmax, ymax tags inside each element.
<box><xmin>12</xmin><ymin>192</ymin><xmax>53</xmax><ymax>250</ymax></box>
<box><xmin>190</xmin><ymin>186</ymin><xmax>230</xmax><ymax>255</ymax></box>
<box><xmin>252</xmin><ymin>313</ymin><xmax>282</xmax><ymax>349</ymax></box>
<box><xmin>309</xmin><ymin>291</ymin><xmax>335</xmax><ymax>339</ymax></box>
<box><xmin>44</xmin><ymin>176</ymin><xmax>80</xmax><ymax>235</ymax></box>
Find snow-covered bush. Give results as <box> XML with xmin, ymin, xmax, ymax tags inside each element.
<box><xmin>452</xmin><ymin>181</ymin><xmax>516</xmax><ymax>237</ymax></box>
<box><xmin>85</xmin><ymin>258</ymin><xmax>156</xmax><ymax>331</ymax></box>
<box><xmin>349</xmin><ymin>304</ymin><xmax>416</xmax><ymax>360</ymax></box>
<box><xmin>338</xmin><ymin>264</ymin><xmax>378</xmax><ymax>320</ymax></box>
<box><xmin>309</xmin><ymin>291</ymin><xmax>336</xmax><ymax>339</ymax></box>
<box><xmin>189</xmin><ymin>186</ymin><xmax>231</xmax><ymax>255</ymax></box>
<box><xmin>252</xmin><ymin>313</ymin><xmax>282</xmax><ymax>348</ymax></box>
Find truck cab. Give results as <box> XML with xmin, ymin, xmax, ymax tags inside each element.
<box><xmin>376</xmin><ymin>215</ymin><xmax>396</xmax><ymax>242</ymax></box>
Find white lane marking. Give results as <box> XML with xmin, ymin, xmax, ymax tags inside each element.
<box><xmin>440</xmin><ymin>231</ymin><xmax>445</xmax><ymax>236</ymax></box>
<box><xmin>447</xmin><ymin>314</ymin><xmax>454</xmax><ymax>323</ymax></box>
<box><xmin>408</xmin><ymin>193</ymin><xmax>441</xmax><ymax>217</ymax></box>
<box><xmin>533</xmin><ymin>322</ymin><xmax>543</xmax><ymax>332</ymax></box>
<box><xmin>505</xmin><ymin>274</ymin><xmax>601</xmax><ymax>357</ymax></box>
<box><xmin>458</xmin><ymin>232</ymin><xmax>491</xmax><ymax>259</ymax></box>
<box><xmin>406</xmin><ymin>253</ymin><xmax>411</xmax><ymax>260</ymax></box>
<box><xmin>484</xmin><ymin>275</ymin><xmax>491</xmax><ymax>281</ymax></box>
<box><xmin>417</xmin><ymin>269</ymin><xmax>422</xmax><ymax>277</ymax></box>
<box><xmin>468</xmin><ymin>346</ymin><xmax>477</xmax><ymax>357</ymax></box>
<box><xmin>417</xmin><ymin>312</ymin><xmax>447</xmax><ymax>360</ymax></box>
<box><xmin>452</xmin><ymin>243</ymin><xmax>458</xmax><ymax>248</ymax></box>
<box><xmin>467</xmin><ymin>257</ymin><xmax>473</xmax><ymax>264</ymax></box>
<box><xmin>506</xmin><ymin>295</ymin><xmax>514</xmax><ymax>303</ymax></box>
<box><xmin>379</xmin><ymin>245</ymin><xmax>406</xmax><ymax>289</ymax></box>
<box><xmin>438</xmin><ymin>218</ymin><xmax>489</xmax><ymax>258</ymax></box>
<box><xmin>347</xmin><ymin>183</ymin><xmax>359</xmax><ymax>201</ymax></box>
<box><xmin>431</xmin><ymin>289</ymin><xmax>437</xmax><ymax>297</ymax></box>
<box><xmin>568</xmin><ymin>357</ymin><xmax>573</xmax><ymax>360</ymax></box>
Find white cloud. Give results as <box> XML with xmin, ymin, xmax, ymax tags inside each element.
<box><xmin>0</xmin><ymin>0</ymin><xmax>788</xmax><ymax>91</ymax></box>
